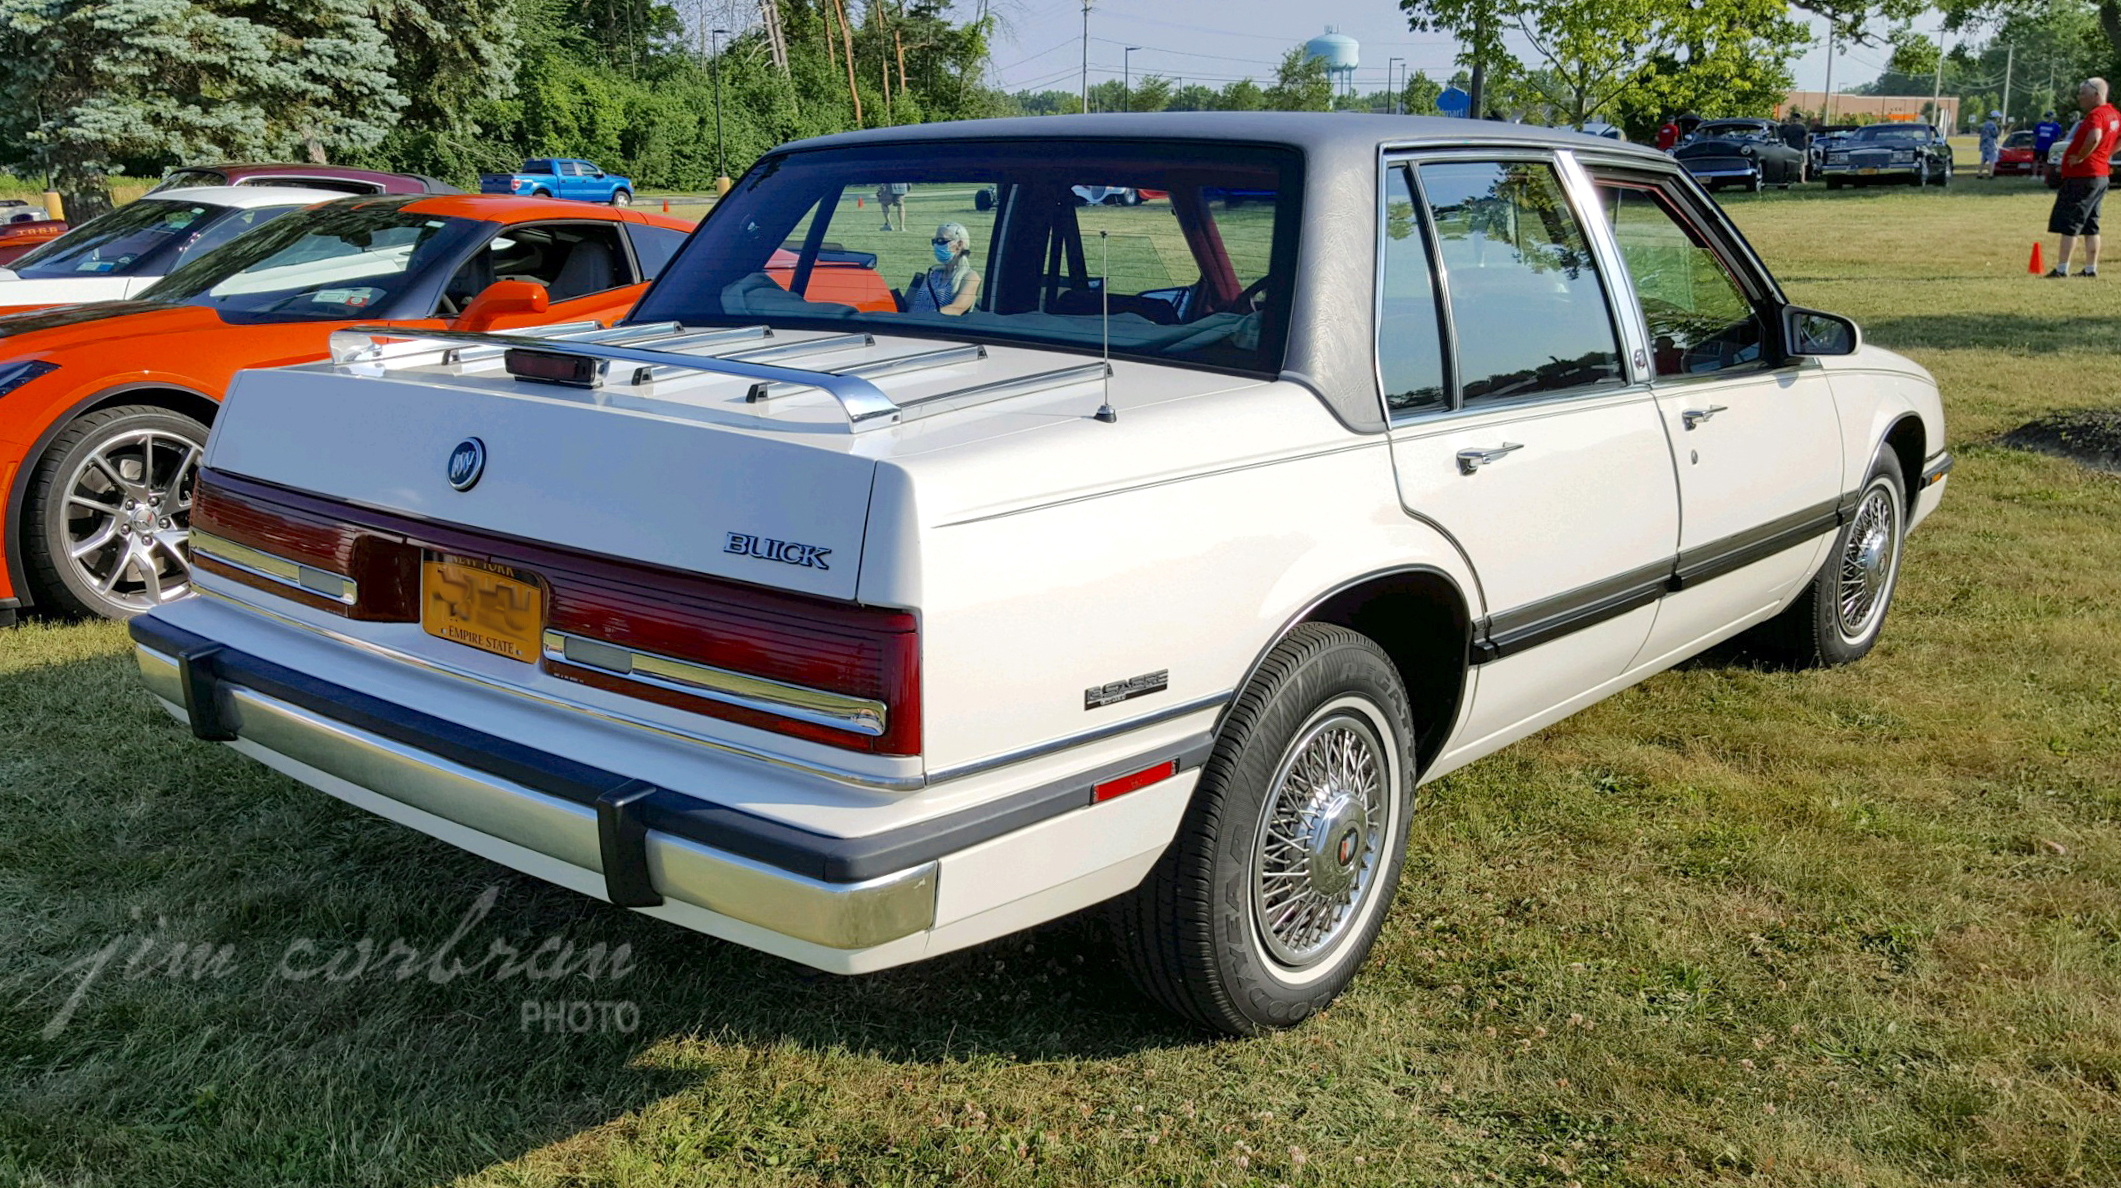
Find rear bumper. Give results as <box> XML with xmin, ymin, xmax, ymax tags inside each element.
<box><xmin>130</xmin><ymin>607</ymin><xmax>1207</xmax><ymax>973</ymax></box>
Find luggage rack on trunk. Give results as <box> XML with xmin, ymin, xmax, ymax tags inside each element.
<box><xmin>327</xmin><ymin>321</ymin><xmax>1110</xmax><ymax>433</ymax></box>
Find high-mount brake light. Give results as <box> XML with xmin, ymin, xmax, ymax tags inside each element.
<box><xmin>504</xmin><ymin>348</ymin><xmax>603</xmax><ymax>388</ymax></box>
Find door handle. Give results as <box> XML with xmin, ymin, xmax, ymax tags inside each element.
<box><xmin>1455</xmin><ymin>443</ymin><xmax>1524</xmax><ymax>474</ymax></box>
<box><xmin>1681</xmin><ymin>404</ymin><xmax>1730</xmax><ymax>429</ymax></box>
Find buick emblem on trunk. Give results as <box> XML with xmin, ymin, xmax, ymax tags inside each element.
<box><xmin>724</xmin><ymin>531</ymin><xmax>830</xmax><ymax>571</ymax></box>
<box><xmin>447</xmin><ymin>437</ymin><xmax>486</xmax><ymax>491</ymax></box>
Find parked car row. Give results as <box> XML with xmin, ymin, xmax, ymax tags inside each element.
<box><xmin>1668</xmin><ymin>119</ymin><xmax>1955</xmax><ymax>193</ymax></box>
<box><xmin>92</xmin><ymin>115</ymin><xmax>1948</xmax><ymax>1033</ymax></box>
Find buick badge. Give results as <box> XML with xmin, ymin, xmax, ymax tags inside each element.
<box><xmin>447</xmin><ymin>437</ymin><xmax>486</xmax><ymax>491</ymax></box>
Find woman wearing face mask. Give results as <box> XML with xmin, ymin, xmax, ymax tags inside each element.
<box><xmin>906</xmin><ymin>221</ymin><xmax>980</xmax><ymax>315</ymax></box>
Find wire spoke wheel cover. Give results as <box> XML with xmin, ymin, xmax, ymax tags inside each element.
<box><xmin>1249</xmin><ymin>699</ymin><xmax>1394</xmax><ymax>972</ymax></box>
<box><xmin>59</xmin><ymin>426</ymin><xmax>200</xmax><ymax>613</ymax></box>
<box><xmin>1835</xmin><ymin>483</ymin><xmax>1901</xmax><ymax>644</ymax></box>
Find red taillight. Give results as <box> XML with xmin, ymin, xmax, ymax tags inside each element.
<box><xmin>190</xmin><ymin>477</ymin><xmax>418</xmax><ymax>620</ymax></box>
<box><xmin>191</xmin><ymin>470</ymin><xmax>920</xmax><ymax>756</ymax></box>
<box><xmin>541</xmin><ymin>567</ymin><xmax>920</xmax><ymax>756</ymax></box>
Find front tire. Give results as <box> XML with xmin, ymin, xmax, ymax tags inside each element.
<box><xmin>22</xmin><ymin>404</ymin><xmax>207</xmax><ymax>620</ymax></box>
<box><xmin>1110</xmin><ymin>624</ymin><xmax>1416</xmax><ymax>1035</ymax></box>
<box><xmin>609</xmin><ymin>189</ymin><xmax>632</xmax><ymax>207</ymax></box>
<box><xmin>1751</xmin><ymin>450</ymin><xmax>1908</xmax><ymax>668</ymax></box>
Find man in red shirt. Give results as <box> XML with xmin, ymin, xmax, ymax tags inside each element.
<box><xmin>2047</xmin><ymin>77</ymin><xmax>2120</xmax><ymax>278</ymax></box>
<box><xmin>1655</xmin><ymin>118</ymin><xmax>1679</xmax><ymax>151</ymax></box>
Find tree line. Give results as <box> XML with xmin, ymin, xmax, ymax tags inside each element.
<box><xmin>6</xmin><ymin>0</ymin><xmax>2117</xmax><ymax>220</ymax></box>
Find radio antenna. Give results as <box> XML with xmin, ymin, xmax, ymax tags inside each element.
<box><xmin>1094</xmin><ymin>228</ymin><xmax>1117</xmax><ymax>423</ymax></box>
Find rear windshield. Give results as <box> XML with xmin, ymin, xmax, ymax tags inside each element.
<box><xmin>628</xmin><ymin>140</ymin><xmax>1302</xmax><ymax>376</ymax></box>
<box><xmin>8</xmin><ymin>199</ymin><xmax>245</xmax><ymax>279</ymax></box>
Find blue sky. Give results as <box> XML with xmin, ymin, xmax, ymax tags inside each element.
<box><xmin>980</xmin><ymin>0</ymin><xmax>1954</xmax><ymax>100</ymax></box>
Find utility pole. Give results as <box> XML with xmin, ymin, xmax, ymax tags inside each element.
<box><xmin>1823</xmin><ymin>28</ymin><xmax>1836</xmax><ymax>123</ymax></box>
<box><xmin>712</xmin><ymin>27</ymin><xmax>730</xmax><ymax>194</ymax></box>
<box><xmin>1388</xmin><ymin>57</ymin><xmax>1404</xmax><ymax>113</ymax></box>
<box><xmin>2001</xmin><ymin>42</ymin><xmax>2016</xmax><ymax>129</ymax></box>
<box><xmin>1931</xmin><ymin>34</ymin><xmax>1945</xmax><ymax>129</ymax></box>
<box><xmin>1080</xmin><ymin>0</ymin><xmax>1092</xmax><ymax>113</ymax></box>
<box><xmin>1124</xmin><ymin>46</ymin><xmax>1139</xmax><ymax>112</ymax></box>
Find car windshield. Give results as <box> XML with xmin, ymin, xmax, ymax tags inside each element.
<box><xmin>1854</xmin><ymin>126</ymin><xmax>1929</xmax><ymax>144</ymax></box>
<box><xmin>8</xmin><ymin>199</ymin><xmax>240</xmax><ymax>279</ymax></box>
<box><xmin>138</xmin><ymin>202</ymin><xmax>491</xmax><ymax>322</ymax></box>
<box><xmin>629</xmin><ymin>140</ymin><xmax>1301</xmax><ymax>376</ymax></box>
<box><xmin>1699</xmin><ymin>124</ymin><xmax>1768</xmax><ymax>141</ymax></box>
<box><xmin>2005</xmin><ymin>131</ymin><xmax>2036</xmax><ymax>148</ymax></box>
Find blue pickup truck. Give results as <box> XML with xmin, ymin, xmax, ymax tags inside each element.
<box><xmin>479</xmin><ymin>158</ymin><xmax>635</xmax><ymax>205</ymax></box>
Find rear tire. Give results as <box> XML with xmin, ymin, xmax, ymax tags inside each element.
<box><xmin>1826</xmin><ymin>177</ymin><xmax>1844</xmax><ymax>191</ymax></box>
<box><xmin>1110</xmin><ymin>624</ymin><xmax>1417</xmax><ymax>1035</ymax></box>
<box><xmin>22</xmin><ymin>404</ymin><xmax>207</xmax><ymax>620</ymax></box>
<box><xmin>1748</xmin><ymin>449</ymin><xmax>1907</xmax><ymax>668</ymax></box>
<box><xmin>531</xmin><ymin>188</ymin><xmax>551</xmax><ymax>198</ymax></box>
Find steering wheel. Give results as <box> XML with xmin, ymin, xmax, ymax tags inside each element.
<box><xmin>1226</xmin><ymin>274</ymin><xmax>1271</xmax><ymax>314</ymax></box>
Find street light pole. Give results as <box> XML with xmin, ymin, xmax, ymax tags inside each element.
<box><xmin>1124</xmin><ymin>46</ymin><xmax>1140</xmax><ymax>112</ymax></box>
<box><xmin>1080</xmin><ymin>0</ymin><xmax>1092</xmax><ymax>113</ymax></box>
<box><xmin>1388</xmin><ymin>57</ymin><xmax>1404</xmax><ymax>114</ymax></box>
<box><xmin>710</xmin><ymin>27</ymin><xmax>730</xmax><ymax>195</ymax></box>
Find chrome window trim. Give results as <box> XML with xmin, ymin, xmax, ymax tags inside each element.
<box><xmin>541</xmin><ymin>627</ymin><xmax>888</xmax><ymax>737</ymax></box>
<box><xmin>191</xmin><ymin>529</ymin><xmax>357</xmax><ymax>605</ymax></box>
<box><xmin>1369</xmin><ymin>152</ymin><xmax>1456</xmax><ymax>426</ymax></box>
<box><xmin>1554</xmin><ymin>149</ymin><xmax>1652</xmax><ymax>388</ymax></box>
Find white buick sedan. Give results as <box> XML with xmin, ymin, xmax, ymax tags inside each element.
<box><xmin>133</xmin><ymin>114</ymin><xmax>1950</xmax><ymax>1034</ymax></box>
<box><xmin>0</xmin><ymin>185</ymin><xmax>346</xmax><ymax>310</ymax></box>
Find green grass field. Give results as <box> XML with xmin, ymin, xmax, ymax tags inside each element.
<box><xmin>3</xmin><ymin>173</ymin><xmax>2118</xmax><ymax>1187</ymax></box>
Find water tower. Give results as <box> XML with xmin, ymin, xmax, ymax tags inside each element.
<box><xmin>1305</xmin><ymin>27</ymin><xmax>1360</xmax><ymax>99</ymax></box>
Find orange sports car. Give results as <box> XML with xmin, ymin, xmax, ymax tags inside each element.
<box><xmin>0</xmin><ymin>193</ymin><xmax>698</xmax><ymax>621</ymax></box>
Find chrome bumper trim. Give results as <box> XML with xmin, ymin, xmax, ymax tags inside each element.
<box><xmin>136</xmin><ymin>645</ymin><xmax>938</xmax><ymax>949</ymax></box>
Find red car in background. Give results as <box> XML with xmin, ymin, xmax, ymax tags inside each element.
<box><xmin>0</xmin><ymin>194</ymin><xmax>695</xmax><ymax>621</ymax></box>
<box><xmin>1995</xmin><ymin>131</ymin><xmax>2040</xmax><ymax>177</ymax></box>
<box><xmin>0</xmin><ymin>202</ymin><xmax>65</xmax><ymax>268</ymax></box>
<box><xmin>151</xmin><ymin>164</ymin><xmax>461</xmax><ymax>196</ymax></box>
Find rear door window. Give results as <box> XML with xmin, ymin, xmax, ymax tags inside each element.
<box><xmin>1414</xmin><ymin>159</ymin><xmax>1624</xmax><ymax>405</ymax></box>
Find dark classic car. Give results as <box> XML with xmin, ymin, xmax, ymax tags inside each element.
<box><xmin>1819</xmin><ymin>123</ymin><xmax>1953</xmax><ymax>189</ymax></box>
<box><xmin>1670</xmin><ymin>119</ymin><xmax>1809</xmax><ymax>191</ymax></box>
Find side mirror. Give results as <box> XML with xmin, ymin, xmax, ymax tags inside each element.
<box><xmin>1783</xmin><ymin>306</ymin><xmax>1860</xmax><ymax>357</ymax></box>
<box><xmin>452</xmin><ymin>280</ymin><xmax>549</xmax><ymax>332</ymax></box>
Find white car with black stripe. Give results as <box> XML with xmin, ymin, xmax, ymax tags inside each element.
<box><xmin>132</xmin><ymin>115</ymin><xmax>1951</xmax><ymax>1034</ymax></box>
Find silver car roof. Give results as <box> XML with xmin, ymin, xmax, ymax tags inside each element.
<box><xmin>771</xmin><ymin>114</ymin><xmax>1680</xmax><ymax>433</ymax></box>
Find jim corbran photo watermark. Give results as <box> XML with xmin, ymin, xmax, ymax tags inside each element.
<box><xmin>36</xmin><ymin>885</ymin><xmax>639</xmax><ymax>1039</ymax></box>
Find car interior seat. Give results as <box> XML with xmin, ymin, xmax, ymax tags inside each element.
<box><xmin>548</xmin><ymin>237</ymin><xmax>620</xmax><ymax>301</ymax></box>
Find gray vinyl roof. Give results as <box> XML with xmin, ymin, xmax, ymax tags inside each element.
<box><xmin>773</xmin><ymin>114</ymin><xmax>1680</xmax><ymax>433</ymax></box>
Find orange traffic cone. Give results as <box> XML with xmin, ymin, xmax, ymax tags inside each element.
<box><xmin>857</xmin><ymin>196</ymin><xmax>864</xmax><ymax>207</ymax></box>
<box><xmin>2030</xmin><ymin>241</ymin><xmax>2045</xmax><ymax>274</ymax></box>
<box><xmin>661</xmin><ymin>198</ymin><xmax>669</xmax><ymax>212</ymax></box>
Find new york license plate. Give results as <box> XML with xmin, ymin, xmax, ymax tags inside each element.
<box><xmin>421</xmin><ymin>554</ymin><xmax>544</xmax><ymax>662</ymax></box>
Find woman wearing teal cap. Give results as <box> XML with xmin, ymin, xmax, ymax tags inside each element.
<box><xmin>906</xmin><ymin>221</ymin><xmax>981</xmax><ymax>315</ymax></box>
